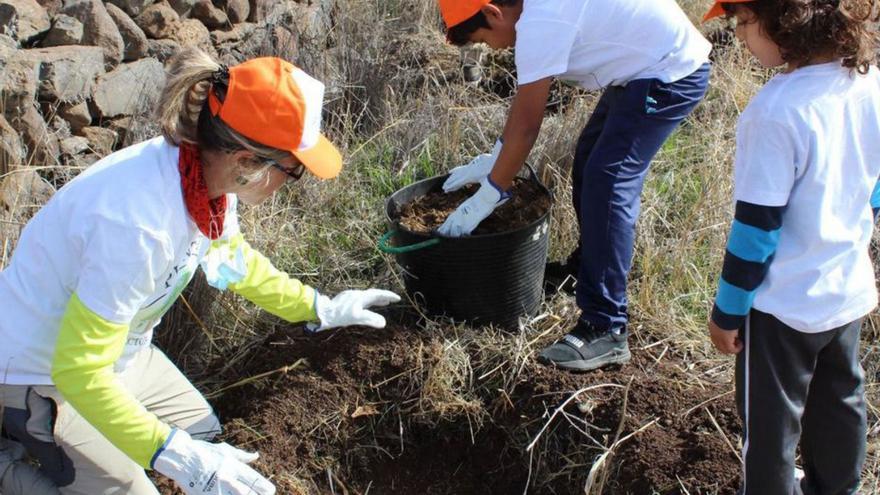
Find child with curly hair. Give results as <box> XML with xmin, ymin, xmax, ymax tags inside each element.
<box><xmin>704</xmin><ymin>1</ymin><xmax>880</xmax><ymax>493</ymax></box>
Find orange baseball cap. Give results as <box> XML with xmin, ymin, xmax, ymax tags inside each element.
<box><xmin>208</xmin><ymin>57</ymin><xmax>342</xmax><ymax>179</ymax></box>
<box><xmin>703</xmin><ymin>0</ymin><xmax>754</xmax><ymax>22</ymax></box>
<box><xmin>439</xmin><ymin>0</ymin><xmax>491</xmax><ymax>29</ymax></box>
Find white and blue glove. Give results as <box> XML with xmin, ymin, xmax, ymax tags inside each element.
<box><xmin>153</xmin><ymin>429</ymin><xmax>275</xmax><ymax>495</ymax></box>
<box><xmin>306</xmin><ymin>289</ymin><xmax>401</xmax><ymax>333</ymax></box>
<box><xmin>200</xmin><ymin>243</ymin><xmax>247</xmax><ymax>290</ymax></box>
<box><xmin>442</xmin><ymin>140</ymin><xmax>503</xmax><ymax>193</ymax></box>
<box><xmin>437</xmin><ymin>176</ymin><xmax>511</xmax><ymax>237</ymax></box>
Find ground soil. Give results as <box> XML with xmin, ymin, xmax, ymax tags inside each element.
<box><xmin>156</xmin><ymin>316</ymin><xmax>741</xmax><ymax>494</ymax></box>
<box><xmin>398</xmin><ymin>178</ymin><xmax>552</xmax><ymax>235</ymax></box>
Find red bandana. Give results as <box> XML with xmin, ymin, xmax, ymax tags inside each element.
<box><xmin>178</xmin><ymin>142</ymin><xmax>226</xmax><ymax>240</ymax></box>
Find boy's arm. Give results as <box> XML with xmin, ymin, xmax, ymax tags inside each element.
<box><xmin>490</xmin><ymin>77</ymin><xmax>554</xmax><ymax>190</ymax></box>
<box><xmin>711</xmin><ymin>201</ymin><xmax>785</xmax><ymax>330</ymax></box>
<box><xmin>871</xmin><ymin>178</ymin><xmax>879</xmax><ymax>220</ymax></box>
<box><xmin>437</xmin><ymin>77</ymin><xmax>553</xmax><ymax>236</ymax></box>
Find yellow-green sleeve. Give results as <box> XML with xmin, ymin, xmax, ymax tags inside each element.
<box><xmin>51</xmin><ymin>293</ymin><xmax>171</xmax><ymax>469</ymax></box>
<box><xmin>216</xmin><ymin>233</ymin><xmax>318</xmax><ymax>323</ymax></box>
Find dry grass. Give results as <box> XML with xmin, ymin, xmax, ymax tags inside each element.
<box><xmin>1</xmin><ymin>0</ymin><xmax>878</xmax><ymax>492</ymax></box>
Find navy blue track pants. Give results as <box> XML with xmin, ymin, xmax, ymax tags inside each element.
<box><xmin>572</xmin><ymin>63</ymin><xmax>711</xmax><ymax>330</ymax></box>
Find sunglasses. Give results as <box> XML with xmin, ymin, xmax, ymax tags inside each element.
<box><xmin>263</xmin><ymin>158</ymin><xmax>306</xmax><ymax>182</ymax></box>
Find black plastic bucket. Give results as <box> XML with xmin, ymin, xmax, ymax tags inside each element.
<box><xmin>380</xmin><ymin>167</ymin><xmax>552</xmax><ymax>327</ymax></box>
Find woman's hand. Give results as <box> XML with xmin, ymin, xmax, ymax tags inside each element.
<box><xmin>153</xmin><ymin>429</ymin><xmax>275</xmax><ymax>495</ymax></box>
<box><xmin>307</xmin><ymin>289</ymin><xmax>401</xmax><ymax>332</ymax></box>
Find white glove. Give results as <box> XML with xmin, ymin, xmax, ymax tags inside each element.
<box><xmin>153</xmin><ymin>429</ymin><xmax>275</xmax><ymax>495</ymax></box>
<box><xmin>442</xmin><ymin>140</ymin><xmax>503</xmax><ymax>193</ymax></box>
<box><xmin>437</xmin><ymin>176</ymin><xmax>510</xmax><ymax>237</ymax></box>
<box><xmin>307</xmin><ymin>289</ymin><xmax>401</xmax><ymax>332</ymax></box>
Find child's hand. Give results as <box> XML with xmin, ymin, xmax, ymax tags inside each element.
<box><xmin>709</xmin><ymin>319</ymin><xmax>743</xmax><ymax>354</ymax></box>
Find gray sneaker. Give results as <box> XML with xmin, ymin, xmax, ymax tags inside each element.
<box><xmin>538</xmin><ymin>323</ymin><xmax>631</xmax><ymax>371</ymax></box>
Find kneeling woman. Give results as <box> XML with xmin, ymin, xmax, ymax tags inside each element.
<box><xmin>0</xmin><ymin>47</ymin><xmax>398</xmax><ymax>495</ymax></box>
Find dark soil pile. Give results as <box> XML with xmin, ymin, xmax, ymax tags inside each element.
<box><xmin>398</xmin><ymin>178</ymin><xmax>551</xmax><ymax>235</ymax></box>
<box><xmin>156</xmin><ymin>320</ymin><xmax>741</xmax><ymax>494</ymax></box>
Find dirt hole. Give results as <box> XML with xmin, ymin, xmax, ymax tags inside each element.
<box><xmin>156</xmin><ymin>320</ymin><xmax>741</xmax><ymax>494</ymax></box>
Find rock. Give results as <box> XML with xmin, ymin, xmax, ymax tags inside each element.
<box><xmin>191</xmin><ymin>0</ymin><xmax>225</xmax><ymax>30</ymax></box>
<box><xmin>0</xmin><ymin>168</ymin><xmax>55</xmax><ymax>219</ymax></box>
<box><xmin>218</xmin><ymin>0</ymin><xmax>248</xmax><ymax>24</ymax></box>
<box><xmin>63</xmin><ymin>151</ymin><xmax>100</xmax><ymax>169</ymax></box>
<box><xmin>246</xmin><ymin>0</ymin><xmax>271</xmax><ymax>23</ymax></box>
<box><xmin>59</xmin><ymin>135</ymin><xmax>89</xmax><ymax>155</ymax></box>
<box><xmin>57</xmin><ymin>101</ymin><xmax>92</xmax><ymax>132</ymax></box>
<box><xmin>0</xmin><ymin>165</ymin><xmax>55</xmax><ymax>257</ymax></box>
<box><xmin>135</xmin><ymin>2</ymin><xmax>178</xmax><ymax>39</ymax></box>
<box><xmin>79</xmin><ymin>126</ymin><xmax>117</xmax><ymax>155</ymax></box>
<box><xmin>216</xmin><ymin>21</ymin><xmax>292</xmax><ymax>65</ymax></box>
<box><xmin>106</xmin><ymin>0</ymin><xmax>154</xmax><ymax>18</ymax></box>
<box><xmin>42</xmin><ymin>14</ymin><xmax>83</xmax><ymax>46</ymax></box>
<box><xmin>91</xmin><ymin>58</ymin><xmax>164</xmax><ymax>118</ymax></box>
<box><xmin>0</xmin><ymin>0</ymin><xmax>50</xmax><ymax>44</ymax></box>
<box><xmin>9</xmin><ymin>103</ymin><xmax>59</xmax><ymax>166</ymax></box>
<box><xmin>0</xmin><ymin>114</ymin><xmax>23</xmax><ymax>174</ymax></box>
<box><xmin>460</xmin><ymin>45</ymin><xmax>486</xmax><ymax>84</ymax></box>
<box><xmin>166</xmin><ymin>0</ymin><xmax>195</xmax><ymax>17</ymax></box>
<box><xmin>21</xmin><ymin>46</ymin><xmax>105</xmax><ymax>102</ymax></box>
<box><xmin>289</xmin><ymin>0</ymin><xmax>335</xmax><ymax>44</ymax></box>
<box><xmin>106</xmin><ymin>116</ymin><xmax>132</xmax><ymax>144</ymax></box>
<box><xmin>37</xmin><ymin>0</ymin><xmax>64</xmax><ymax>19</ymax></box>
<box><xmin>0</xmin><ymin>46</ymin><xmax>38</xmax><ymax>111</ymax></box>
<box><xmin>270</xmin><ymin>24</ymin><xmax>295</xmax><ymax>53</ymax></box>
<box><xmin>210</xmin><ymin>21</ymin><xmax>254</xmax><ymax>46</ymax></box>
<box><xmin>35</xmin><ymin>0</ymin><xmax>60</xmax><ymax>17</ymax></box>
<box><xmin>49</xmin><ymin>115</ymin><xmax>71</xmax><ymax>139</ymax></box>
<box><xmin>226</xmin><ymin>1</ymin><xmax>336</xmax><ymax>61</ymax></box>
<box><xmin>62</xmin><ymin>0</ymin><xmax>125</xmax><ymax>68</ymax></box>
<box><xmin>0</xmin><ymin>32</ymin><xmax>13</xmax><ymax>47</ymax></box>
<box><xmin>168</xmin><ymin>18</ymin><xmax>212</xmax><ymax>56</ymax></box>
<box><xmin>146</xmin><ymin>37</ymin><xmax>178</xmax><ymax>63</ymax></box>
<box><xmin>105</xmin><ymin>3</ymin><xmax>148</xmax><ymax>61</ymax></box>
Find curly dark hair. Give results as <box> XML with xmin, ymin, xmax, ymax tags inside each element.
<box><xmin>723</xmin><ymin>0</ymin><xmax>879</xmax><ymax>74</ymax></box>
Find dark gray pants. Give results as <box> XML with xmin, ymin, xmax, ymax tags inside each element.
<box><xmin>736</xmin><ymin>310</ymin><xmax>866</xmax><ymax>495</ymax></box>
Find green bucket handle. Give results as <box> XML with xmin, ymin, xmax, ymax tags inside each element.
<box><xmin>378</xmin><ymin>230</ymin><xmax>440</xmax><ymax>254</ymax></box>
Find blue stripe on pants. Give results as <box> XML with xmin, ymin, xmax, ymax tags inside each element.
<box><xmin>572</xmin><ymin>63</ymin><xmax>710</xmax><ymax>331</ymax></box>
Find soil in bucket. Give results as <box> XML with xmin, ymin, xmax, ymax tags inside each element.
<box><xmin>398</xmin><ymin>178</ymin><xmax>551</xmax><ymax>235</ymax></box>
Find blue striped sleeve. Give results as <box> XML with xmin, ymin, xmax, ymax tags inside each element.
<box><xmin>712</xmin><ymin>201</ymin><xmax>784</xmax><ymax>330</ymax></box>
<box><xmin>726</xmin><ymin>221</ymin><xmax>781</xmax><ymax>263</ymax></box>
<box><xmin>871</xmin><ymin>179</ymin><xmax>879</xmax><ymax>220</ymax></box>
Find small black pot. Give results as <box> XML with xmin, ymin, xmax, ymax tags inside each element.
<box><xmin>380</xmin><ymin>167</ymin><xmax>552</xmax><ymax>327</ymax></box>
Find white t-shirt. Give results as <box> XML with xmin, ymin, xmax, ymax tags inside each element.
<box><xmin>734</xmin><ymin>63</ymin><xmax>880</xmax><ymax>333</ymax></box>
<box><xmin>514</xmin><ymin>0</ymin><xmax>711</xmax><ymax>90</ymax></box>
<box><xmin>0</xmin><ymin>137</ymin><xmax>240</xmax><ymax>384</ymax></box>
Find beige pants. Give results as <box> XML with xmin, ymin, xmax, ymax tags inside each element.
<box><xmin>0</xmin><ymin>346</ymin><xmax>220</xmax><ymax>495</ymax></box>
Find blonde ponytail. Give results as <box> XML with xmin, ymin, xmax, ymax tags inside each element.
<box><xmin>157</xmin><ymin>47</ymin><xmax>221</xmax><ymax>146</ymax></box>
<box><xmin>157</xmin><ymin>47</ymin><xmax>293</xmax><ymax>166</ymax></box>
